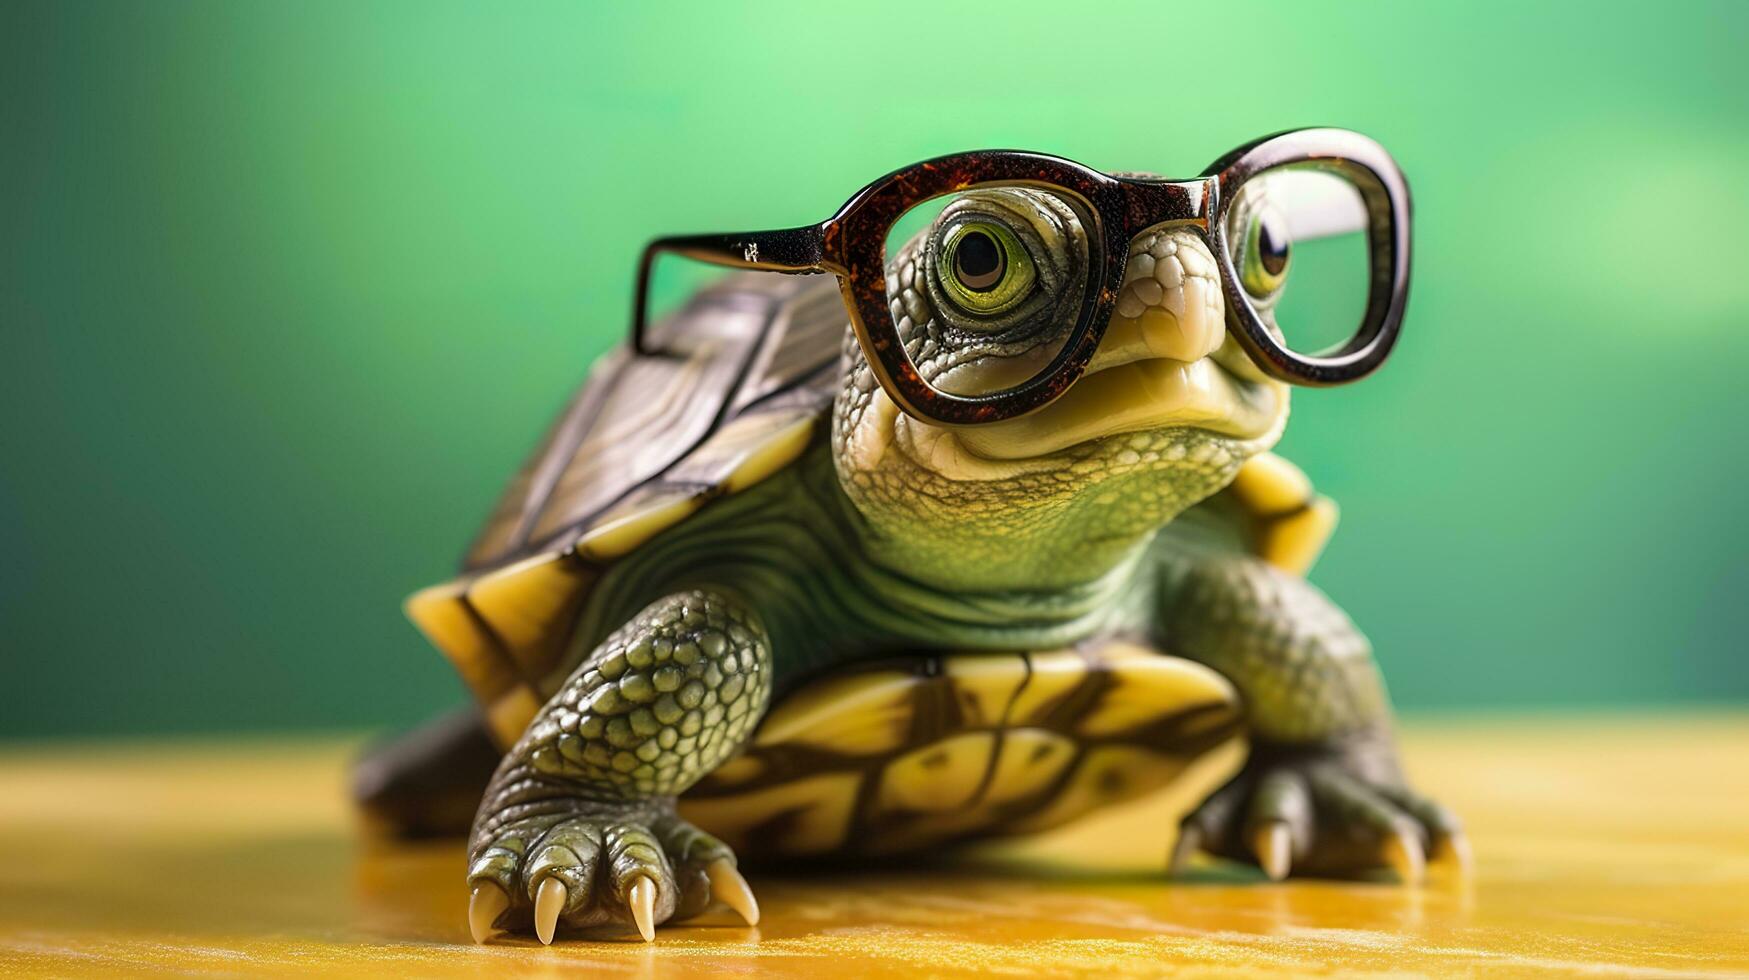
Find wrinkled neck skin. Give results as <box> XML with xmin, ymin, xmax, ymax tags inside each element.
<box><xmin>830</xmin><ymin>339</ymin><xmax>1288</xmax><ymax>599</ymax></box>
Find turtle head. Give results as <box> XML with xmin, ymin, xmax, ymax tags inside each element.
<box><xmin>832</xmin><ymin>184</ymin><xmax>1291</xmax><ymax>589</ymax></box>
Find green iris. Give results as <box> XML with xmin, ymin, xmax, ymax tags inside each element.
<box><xmin>938</xmin><ymin>220</ymin><xmax>1035</xmax><ymax>315</ymax></box>
<box><xmin>1240</xmin><ymin>209</ymin><xmax>1292</xmax><ymax>297</ymax></box>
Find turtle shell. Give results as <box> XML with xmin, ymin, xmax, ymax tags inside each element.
<box><xmin>679</xmin><ymin>640</ymin><xmax>1244</xmax><ymax>858</ymax></box>
<box><xmin>405</xmin><ymin>273</ymin><xmax>1338</xmax><ymax>750</ymax></box>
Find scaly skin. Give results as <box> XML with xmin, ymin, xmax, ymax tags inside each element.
<box><xmin>467</xmin><ymin>590</ymin><xmax>769</xmax><ymax>942</ymax></box>
<box><xmin>1152</xmin><ymin>541</ymin><xmax>1461</xmax><ymax>880</ymax></box>
<box><xmin>468</xmin><ymin>188</ymin><xmax>1462</xmax><ymax>942</ymax></box>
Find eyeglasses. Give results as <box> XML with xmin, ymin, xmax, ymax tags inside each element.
<box><xmin>630</xmin><ymin>127</ymin><xmax>1410</xmax><ymax>427</ymax></box>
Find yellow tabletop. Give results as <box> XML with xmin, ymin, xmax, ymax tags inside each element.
<box><xmin>1</xmin><ymin>714</ymin><xmax>1745</xmax><ymax>978</ymax></box>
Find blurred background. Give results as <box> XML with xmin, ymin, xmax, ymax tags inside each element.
<box><xmin>2</xmin><ymin>1</ymin><xmax>1744</xmax><ymax>739</ymax></box>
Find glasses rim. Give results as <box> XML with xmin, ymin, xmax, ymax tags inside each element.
<box><xmin>629</xmin><ymin>127</ymin><xmax>1411</xmax><ymax>427</ymax></box>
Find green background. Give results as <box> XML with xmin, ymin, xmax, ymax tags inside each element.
<box><xmin>3</xmin><ymin>2</ymin><xmax>1745</xmax><ymax>738</ymax></box>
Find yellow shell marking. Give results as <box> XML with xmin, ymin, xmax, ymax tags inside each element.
<box><xmin>403</xmin><ymin>582</ymin><xmax>510</xmax><ymax>701</ymax></box>
<box><xmin>678</xmin><ymin>643</ymin><xmax>1244</xmax><ymax>858</ymax></box>
<box><xmin>877</xmin><ymin>732</ymin><xmax>996</xmax><ymax>814</ymax></box>
<box><xmin>1230</xmin><ymin>451</ymin><xmax>1314</xmax><ymax>516</ymax></box>
<box><xmin>941</xmin><ymin>654</ymin><xmax>1027</xmax><ymax>728</ymax></box>
<box><xmin>484</xmin><ymin>687</ymin><xmax>544</xmax><ymax>748</ymax></box>
<box><xmin>980</xmin><ymin>728</ymin><xmax>1077</xmax><ymax>808</ymax></box>
<box><xmin>465</xmin><ymin>553</ymin><xmax>595</xmax><ymax>678</ymax></box>
<box><xmin>1004</xmin><ymin>649</ymin><xmax>1090</xmax><ymax>726</ymax></box>
<box><xmin>678</xmin><ymin>772</ymin><xmax>859</xmax><ymax>855</ymax></box>
<box><xmin>1076</xmin><ymin>643</ymin><xmax>1239</xmax><ymax>738</ymax></box>
<box><xmin>573</xmin><ymin>492</ymin><xmax>702</xmax><ymax>564</ymax></box>
<box><xmin>1008</xmin><ymin>744</ymin><xmax>1190</xmax><ymax>834</ymax></box>
<box><xmin>404</xmin><ymin>554</ymin><xmax>598</xmax><ymax>747</ymax></box>
<box><xmin>705</xmin><ymin>752</ymin><xmax>765</xmax><ymax>788</ymax></box>
<box><xmin>1227</xmin><ymin>451</ymin><xmax>1337</xmax><ymax>576</ymax></box>
<box><xmin>753</xmin><ymin>670</ymin><xmax>915</xmax><ymax>756</ymax></box>
<box><xmin>1259</xmin><ymin>496</ymin><xmax>1339</xmax><ymax>578</ymax></box>
<box><xmin>722</xmin><ymin>414</ymin><xmax>816</xmax><ymax>494</ymax></box>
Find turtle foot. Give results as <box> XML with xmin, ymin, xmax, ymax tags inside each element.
<box><xmin>1170</xmin><ymin>734</ymin><xmax>1468</xmax><ymax>883</ymax></box>
<box><xmin>466</xmin><ymin>805</ymin><xmax>756</xmax><ymax>944</ymax></box>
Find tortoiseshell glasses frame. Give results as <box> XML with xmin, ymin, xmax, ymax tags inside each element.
<box><xmin>629</xmin><ymin>127</ymin><xmax>1411</xmax><ymax>427</ymax></box>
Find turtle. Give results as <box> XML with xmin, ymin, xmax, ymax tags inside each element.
<box><xmin>353</xmin><ymin>185</ymin><xmax>1466</xmax><ymax>945</ymax></box>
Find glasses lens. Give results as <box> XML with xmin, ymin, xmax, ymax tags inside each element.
<box><xmin>1225</xmin><ymin>167</ymin><xmax>1372</xmax><ymax>357</ymax></box>
<box><xmin>882</xmin><ymin>186</ymin><xmax>1094</xmax><ymax>398</ymax></box>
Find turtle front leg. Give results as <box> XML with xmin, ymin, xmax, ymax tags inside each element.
<box><xmin>1157</xmin><ymin>555</ymin><xmax>1468</xmax><ymax>882</ymax></box>
<box><xmin>466</xmin><ymin>588</ymin><xmax>771</xmax><ymax>944</ymax></box>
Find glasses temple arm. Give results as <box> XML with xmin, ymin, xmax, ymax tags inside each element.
<box><xmin>631</xmin><ymin>225</ymin><xmax>827</xmax><ymax>354</ymax></box>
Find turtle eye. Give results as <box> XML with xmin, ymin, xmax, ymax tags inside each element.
<box><xmin>938</xmin><ymin>219</ymin><xmax>1036</xmax><ymax>316</ymax></box>
<box><xmin>1239</xmin><ymin>208</ymin><xmax>1291</xmax><ymax>297</ymax></box>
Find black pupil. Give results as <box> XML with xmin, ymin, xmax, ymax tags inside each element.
<box><xmin>1258</xmin><ymin>216</ymin><xmax>1290</xmax><ymax>276</ymax></box>
<box><xmin>955</xmin><ymin>230</ymin><xmax>1004</xmax><ymax>290</ymax></box>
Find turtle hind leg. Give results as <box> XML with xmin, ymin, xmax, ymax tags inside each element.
<box><xmin>467</xmin><ymin>588</ymin><xmax>772</xmax><ymax>944</ymax></box>
<box><xmin>352</xmin><ymin>706</ymin><xmax>501</xmax><ymax>838</ymax></box>
<box><xmin>1158</xmin><ymin>552</ymin><xmax>1468</xmax><ymax>882</ymax></box>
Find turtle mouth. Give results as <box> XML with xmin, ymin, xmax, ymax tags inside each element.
<box><xmin>953</xmin><ymin>310</ymin><xmax>1285</xmax><ymax>462</ymax></box>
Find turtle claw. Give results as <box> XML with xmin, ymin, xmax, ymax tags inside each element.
<box><xmin>534</xmin><ymin>877</ymin><xmax>567</xmax><ymax>945</ymax></box>
<box><xmin>1176</xmin><ymin>738</ymin><xmax>1463</xmax><ymax>884</ymax></box>
<box><xmin>706</xmin><ymin>859</ymin><xmax>760</xmax><ymax>926</ymax></box>
<box><xmin>1382</xmin><ymin>829</ymin><xmax>1425</xmax><ymax>885</ymax></box>
<box><xmin>1167</xmin><ymin>824</ymin><xmax>1203</xmax><ymax>875</ymax></box>
<box><xmin>468</xmin><ymin>882</ymin><xmax>509</xmax><ymax>944</ymax></box>
<box><xmin>1431</xmin><ymin>829</ymin><xmax>1474</xmax><ymax>876</ymax></box>
<box><xmin>1251</xmin><ymin>822</ymin><xmax>1292</xmax><ymax>881</ymax></box>
<box><xmin>467</xmin><ymin>807</ymin><xmax>746</xmax><ymax>943</ymax></box>
<box><xmin>627</xmin><ymin>876</ymin><xmax>657</xmax><ymax>942</ymax></box>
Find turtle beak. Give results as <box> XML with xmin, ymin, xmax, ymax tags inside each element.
<box><xmin>1087</xmin><ymin>284</ymin><xmax>1226</xmax><ymax>374</ymax></box>
<box><xmin>1084</xmin><ymin>228</ymin><xmax>1264</xmax><ymax>380</ymax></box>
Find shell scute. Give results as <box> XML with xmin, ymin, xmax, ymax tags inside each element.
<box><xmin>1223</xmin><ymin>451</ymin><xmax>1337</xmax><ymax>576</ymax></box>
<box><xmin>680</xmin><ymin>772</ymin><xmax>860</xmax><ymax>856</ymax></box>
<box><xmin>878</xmin><ymin>732</ymin><xmax>997</xmax><ymax>814</ymax></box>
<box><xmin>751</xmin><ymin>670</ymin><xmax>915</xmax><ymax>756</ymax></box>
<box><xmin>680</xmin><ymin>642</ymin><xmax>1243</xmax><ymax>859</ymax></box>
<box><xmin>405</xmin><ymin>275</ymin><xmax>842</xmax><ymax>746</ymax></box>
<box><xmin>982</xmin><ymin>728</ymin><xmax>1077</xmax><ymax>808</ymax></box>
